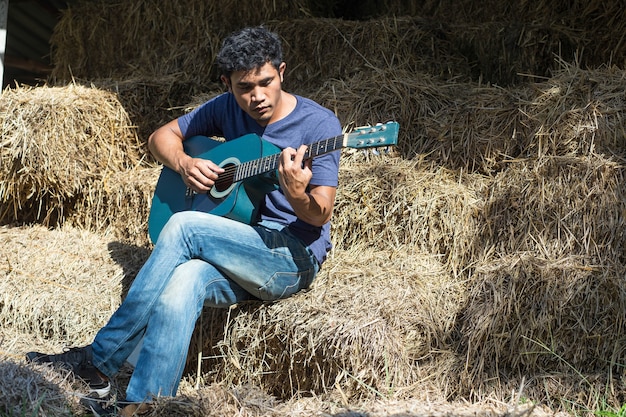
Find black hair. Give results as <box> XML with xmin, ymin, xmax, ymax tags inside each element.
<box><xmin>216</xmin><ymin>26</ymin><xmax>283</xmax><ymax>80</ymax></box>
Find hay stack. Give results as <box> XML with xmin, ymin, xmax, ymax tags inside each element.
<box><xmin>477</xmin><ymin>154</ymin><xmax>626</xmax><ymax>260</ymax></box>
<box><xmin>310</xmin><ymin>65</ymin><xmax>626</xmax><ymax>171</ymax></box>
<box><xmin>50</xmin><ymin>0</ymin><xmax>310</xmax><ymax>82</ymax></box>
<box><xmin>0</xmin><ymin>225</ymin><xmax>149</xmax><ymax>346</ymax></box>
<box><xmin>0</xmin><ymin>355</ymin><xmax>78</xmax><ymax>417</ymax></box>
<box><xmin>0</xmin><ymin>84</ymin><xmax>142</xmax><ymax>226</ymax></box>
<box><xmin>66</xmin><ymin>165</ymin><xmax>160</xmax><ymax>246</ymax></box>
<box><xmin>93</xmin><ymin>78</ymin><xmax>225</xmax><ymax>144</ymax></box>
<box><xmin>3</xmin><ymin>0</ymin><xmax>626</xmax><ymax>411</ymax></box>
<box><xmin>193</xmin><ymin>248</ymin><xmax>464</xmax><ymax>401</ymax></box>
<box><xmin>332</xmin><ymin>154</ymin><xmax>485</xmax><ymax>272</ymax></box>
<box><xmin>458</xmin><ymin>252</ymin><xmax>626</xmax><ymax>408</ymax></box>
<box><xmin>269</xmin><ymin>17</ymin><xmax>470</xmax><ymax>86</ymax></box>
<box><xmin>520</xmin><ymin>65</ymin><xmax>626</xmax><ymax>158</ymax></box>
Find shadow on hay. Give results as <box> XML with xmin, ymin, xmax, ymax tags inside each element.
<box><xmin>0</xmin><ymin>357</ymin><xmax>73</xmax><ymax>415</ymax></box>
<box><xmin>447</xmin><ymin>156</ymin><xmax>626</xmax><ymax>405</ymax></box>
<box><xmin>106</xmin><ymin>241</ymin><xmax>152</xmax><ymax>297</ymax></box>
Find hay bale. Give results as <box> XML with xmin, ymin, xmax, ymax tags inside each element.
<box><xmin>446</xmin><ymin>21</ymin><xmax>580</xmax><ymax>85</ymax></box>
<box><xmin>520</xmin><ymin>64</ymin><xmax>626</xmax><ymax>159</ymax></box>
<box><xmin>309</xmin><ymin>68</ymin><xmax>530</xmax><ymax>171</ymax></box>
<box><xmin>50</xmin><ymin>0</ymin><xmax>310</xmax><ymax>82</ymax></box>
<box><xmin>332</xmin><ymin>154</ymin><xmax>485</xmax><ymax>272</ymax></box>
<box><xmin>94</xmin><ymin>78</ymin><xmax>225</xmax><ymax>144</ymax></box>
<box><xmin>66</xmin><ymin>166</ymin><xmax>160</xmax><ymax>246</ymax></box>
<box><xmin>310</xmin><ymin>65</ymin><xmax>626</xmax><ymax>173</ymax></box>
<box><xmin>0</xmin><ymin>354</ymin><xmax>77</xmax><ymax>417</ymax></box>
<box><xmin>194</xmin><ymin>248</ymin><xmax>465</xmax><ymax>401</ymax></box>
<box><xmin>477</xmin><ymin>154</ymin><xmax>626</xmax><ymax>259</ymax></box>
<box><xmin>0</xmin><ymin>224</ymin><xmax>149</xmax><ymax>346</ymax></box>
<box><xmin>269</xmin><ymin>17</ymin><xmax>471</xmax><ymax>86</ymax></box>
<box><xmin>454</xmin><ymin>152</ymin><xmax>626</xmax><ymax>405</ymax></box>
<box><xmin>458</xmin><ymin>252</ymin><xmax>626</xmax><ymax>407</ymax></box>
<box><xmin>0</xmin><ymin>84</ymin><xmax>142</xmax><ymax>226</ymax></box>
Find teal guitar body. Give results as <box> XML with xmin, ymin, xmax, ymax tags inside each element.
<box><xmin>148</xmin><ymin>134</ymin><xmax>280</xmax><ymax>243</ymax></box>
<box><xmin>147</xmin><ymin>122</ymin><xmax>400</xmax><ymax>243</ymax></box>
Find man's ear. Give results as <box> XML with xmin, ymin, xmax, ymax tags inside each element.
<box><xmin>279</xmin><ymin>62</ymin><xmax>286</xmax><ymax>82</ymax></box>
<box><xmin>220</xmin><ymin>75</ymin><xmax>231</xmax><ymax>91</ymax></box>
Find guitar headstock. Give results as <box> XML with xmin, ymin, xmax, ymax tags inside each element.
<box><xmin>344</xmin><ymin>121</ymin><xmax>399</xmax><ymax>149</ymax></box>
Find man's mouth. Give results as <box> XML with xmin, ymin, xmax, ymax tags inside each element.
<box><xmin>255</xmin><ymin>105</ymin><xmax>269</xmax><ymax>114</ymax></box>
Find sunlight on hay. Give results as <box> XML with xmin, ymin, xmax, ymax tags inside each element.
<box><xmin>333</xmin><ymin>153</ymin><xmax>486</xmax><ymax>273</ymax></box>
<box><xmin>3</xmin><ymin>0</ymin><xmax>626</xmax><ymax>413</ymax></box>
<box><xmin>0</xmin><ymin>83</ymin><xmax>141</xmax><ymax>225</ymax></box>
<box><xmin>309</xmin><ymin>68</ymin><xmax>531</xmax><ymax>172</ymax></box>
<box><xmin>194</xmin><ymin>248</ymin><xmax>465</xmax><ymax>401</ymax></box>
<box><xmin>67</xmin><ymin>165</ymin><xmax>160</xmax><ymax>246</ymax></box>
<box><xmin>311</xmin><ymin>64</ymin><xmax>626</xmax><ymax>174</ymax></box>
<box><xmin>0</xmin><ymin>225</ymin><xmax>147</xmax><ymax>346</ymax></box>
<box><xmin>521</xmin><ymin>65</ymin><xmax>626</xmax><ymax>158</ymax></box>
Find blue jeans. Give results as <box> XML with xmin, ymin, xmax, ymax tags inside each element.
<box><xmin>90</xmin><ymin>211</ymin><xmax>319</xmax><ymax>402</ymax></box>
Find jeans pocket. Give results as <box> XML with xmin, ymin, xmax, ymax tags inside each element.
<box><xmin>257</xmin><ymin>270</ymin><xmax>313</xmax><ymax>300</ymax></box>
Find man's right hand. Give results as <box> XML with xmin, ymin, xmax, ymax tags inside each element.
<box><xmin>178</xmin><ymin>156</ymin><xmax>224</xmax><ymax>194</ymax></box>
<box><xmin>148</xmin><ymin>119</ymin><xmax>224</xmax><ymax>194</ymax></box>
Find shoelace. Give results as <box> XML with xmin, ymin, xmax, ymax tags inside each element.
<box><xmin>54</xmin><ymin>347</ymin><xmax>90</xmax><ymax>370</ymax></box>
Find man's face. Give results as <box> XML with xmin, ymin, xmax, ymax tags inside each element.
<box><xmin>224</xmin><ymin>62</ymin><xmax>286</xmax><ymax>127</ymax></box>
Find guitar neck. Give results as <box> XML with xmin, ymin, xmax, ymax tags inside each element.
<box><xmin>233</xmin><ymin>134</ymin><xmax>344</xmax><ymax>182</ymax></box>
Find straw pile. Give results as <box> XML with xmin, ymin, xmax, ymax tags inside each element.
<box><xmin>0</xmin><ymin>356</ymin><xmax>78</xmax><ymax>417</ymax></box>
<box><xmin>49</xmin><ymin>0</ymin><xmax>309</xmax><ymax>82</ymax></box>
<box><xmin>193</xmin><ymin>248</ymin><xmax>463</xmax><ymax>400</ymax></box>
<box><xmin>2</xmin><ymin>0</ymin><xmax>626</xmax><ymax>415</ymax></box>
<box><xmin>0</xmin><ymin>84</ymin><xmax>144</xmax><ymax>231</ymax></box>
<box><xmin>0</xmin><ymin>225</ymin><xmax>149</xmax><ymax>346</ymax></box>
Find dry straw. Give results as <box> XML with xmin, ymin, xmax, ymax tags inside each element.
<box><xmin>458</xmin><ymin>252</ymin><xmax>626</xmax><ymax>409</ymax></box>
<box><xmin>50</xmin><ymin>0</ymin><xmax>309</xmax><ymax>82</ymax></box>
<box><xmin>2</xmin><ymin>0</ymin><xmax>626</xmax><ymax>414</ymax></box>
<box><xmin>332</xmin><ymin>153</ymin><xmax>486</xmax><ymax>274</ymax></box>
<box><xmin>0</xmin><ymin>83</ymin><xmax>142</xmax><ymax>226</ymax></box>
<box><xmin>0</xmin><ymin>355</ymin><xmax>78</xmax><ymax>417</ymax></box>
<box><xmin>269</xmin><ymin>17</ymin><xmax>471</xmax><ymax>85</ymax></box>
<box><xmin>192</xmin><ymin>247</ymin><xmax>464</xmax><ymax>401</ymax></box>
<box><xmin>0</xmin><ymin>224</ymin><xmax>148</xmax><ymax>346</ymax></box>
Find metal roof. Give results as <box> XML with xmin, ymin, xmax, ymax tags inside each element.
<box><xmin>3</xmin><ymin>0</ymin><xmax>71</xmax><ymax>88</ymax></box>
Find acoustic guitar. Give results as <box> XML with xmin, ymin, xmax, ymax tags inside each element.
<box><xmin>148</xmin><ymin>121</ymin><xmax>399</xmax><ymax>243</ymax></box>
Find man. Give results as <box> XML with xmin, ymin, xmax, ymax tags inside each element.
<box><xmin>26</xmin><ymin>26</ymin><xmax>341</xmax><ymax>416</ymax></box>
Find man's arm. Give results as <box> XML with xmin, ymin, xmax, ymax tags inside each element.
<box><xmin>148</xmin><ymin>119</ymin><xmax>224</xmax><ymax>193</ymax></box>
<box><xmin>278</xmin><ymin>145</ymin><xmax>336</xmax><ymax>227</ymax></box>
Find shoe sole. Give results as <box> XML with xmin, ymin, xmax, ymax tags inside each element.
<box><xmin>90</xmin><ymin>382</ymin><xmax>111</xmax><ymax>399</ymax></box>
<box><xmin>79</xmin><ymin>395</ymin><xmax>114</xmax><ymax>417</ymax></box>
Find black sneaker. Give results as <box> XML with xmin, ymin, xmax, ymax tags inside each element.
<box><xmin>79</xmin><ymin>392</ymin><xmax>116</xmax><ymax>417</ymax></box>
<box><xmin>80</xmin><ymin>394</ymin><xmax>152</xmax><ymax>417</ymax></box>
<box><xmin>26</xmin><ymin>345</ymin><xmax>110</xmax><ymax>398</ymax></box>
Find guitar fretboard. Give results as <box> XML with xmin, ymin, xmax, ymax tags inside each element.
<box><xmin>233</xmin><ymin>134</ymin><xmax>344</xmax><ymax>182</ymax></box>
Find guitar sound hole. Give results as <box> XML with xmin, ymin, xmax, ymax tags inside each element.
<box><xmin>214</xmin><ymin>163</ymin><xmax>236</xmax><ymax>192</ymax></box>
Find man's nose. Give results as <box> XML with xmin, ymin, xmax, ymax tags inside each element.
<box><xmin>251</xmin><ymin>86</ymin><xmax>265</xmax><ymax>102</ymax></box>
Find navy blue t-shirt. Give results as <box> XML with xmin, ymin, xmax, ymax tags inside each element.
<box><xmin>177</xmin><ymin>92</ymin><xmax>342</xmax><ymax>264</ymax></box>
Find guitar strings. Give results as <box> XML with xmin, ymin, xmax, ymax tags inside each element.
<box><xmin>211</xmin><ymin>135</ymin><xmax>344</xmax><ymax>187</ymax></box>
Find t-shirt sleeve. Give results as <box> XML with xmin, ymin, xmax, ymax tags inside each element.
<box><xmin>310</xmin><ymin>115</ymin><xmax>342</xmax><ymax>187</ymax></box>
<box><xmin>177</xmin><ymin>94</ymin><xmax>227</xmax><ymax>138</ymax></box>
